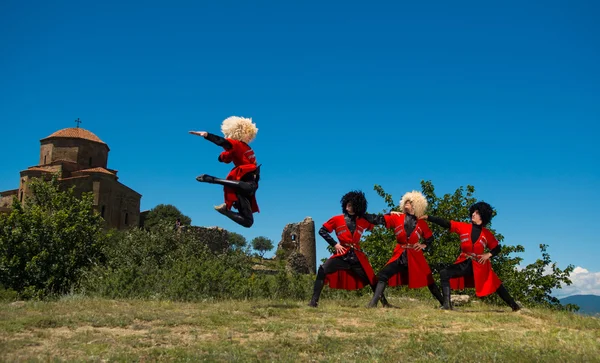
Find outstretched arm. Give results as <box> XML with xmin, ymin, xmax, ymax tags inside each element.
<box><xmin>421</xmin><ymin>215</ymin><xmax>451</xmax><ymax>229</ymax></box>
<box><xmin>189</xmin><ymin>131</ymin><xmax>232</xmax><ymax>150</ymax></box>
<box><xmin>363</xmin><ymin>213</ymin><xmax>386</xmax><ymax>226</ymax></box>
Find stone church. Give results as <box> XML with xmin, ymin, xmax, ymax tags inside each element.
<box><xmin>0</xmin><ymin>125</ymin><xmax>141</xmax><ymax>230</ymax></box>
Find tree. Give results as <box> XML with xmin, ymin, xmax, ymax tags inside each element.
<box><xmin>251</xmin><ymin>236</ymin><xmax>274</xmax><ymax>258</ymax></box>
<box><xmin>143</xmin><ymin>204</ymin><xmax>191</xmax><ymax>231</ymax></box>
<box><xmin>227</xmin><ymin>232</ymin><xmax>248</xmax><ymax>250</ymax></box>
<box><xmin>361</xmin><ymin>180</ymin><xmax>575</xmax><ymax>309</ymax></box>
<box><xmin>0</xmin><ymin>175</ymin><xmax>105</xmax><ymax>298</ymax></box>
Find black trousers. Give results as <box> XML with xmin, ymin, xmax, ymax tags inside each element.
<box><xmin>440</xmin><ymin>260</ymin><xmax>519</xmax><ymax>310</ymax></box>
<box><xmin>316</xmin><ymin>251</ymin><xmax>371</xmax><ymax>285</ymax></box>
<box><xmin>377</xmin><ymin>257</ymin><xmax>443</xmax><ymax>304</ymax></box>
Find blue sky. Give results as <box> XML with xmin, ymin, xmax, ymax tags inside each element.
<box><xmin>1</xmin><ymin>1</ymin><xmax>598</xmax><ymax>297</ymax></box>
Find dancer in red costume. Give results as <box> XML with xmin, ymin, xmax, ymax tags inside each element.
<box><xmin>364</xmin><ymin>191</ymin><xmax>443</xmax><ymax>307</ymax></box>
<box><xmin>308</xmin><ymin>191</ymin><xmax>390</xmax><ymax>307</ymax></box>
<box><xmin>422</xmin><ymin>201</ymin><xmax>521</xmax><ymax>311</ymax></box>
<box><xmin>190</xmin><ymin>116</ymin><xmax>260</xmax><ymax>228</ymax></box>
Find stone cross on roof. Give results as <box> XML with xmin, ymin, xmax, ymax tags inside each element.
<box><xmin>74</xmin><ymin>118</ymin><xmax>82</xmax><ymax>128</ymax></box>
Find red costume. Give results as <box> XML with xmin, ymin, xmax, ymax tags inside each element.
<box><xmin>321</xmin><ymin>215</ymin><xmax>376</xmax><ymax>289</ymax></box>
<box><xmin>219</xmin><ymin>138</ymin><xmax>259</xmax><ymax>213</ymax></box>
<box><xmin>383</xmin><ymin>214</ymin><xmax>435</xmax><ymax>288</ymax></box>
<box><xmin>447</xmin><ymin>221</ymin><xmax>502</xmax><ymax>297</ymax></box>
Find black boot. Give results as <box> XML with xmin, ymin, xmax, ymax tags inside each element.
<box><xmin>441</xmin><ymin>285</ymin><xmax>452</xmax><ymax>310</ymax></box>
<box><xmin>380</xmin><ymin>293</ymin><xmax>392</xmax><ymax>308</ymax></box>
<box><xmin>196</xmin><ymin>174</ymin><xmax>257</xmax><ymax>195</ymax></box>
<box><xmin>496</xmin><ymin>284</ymin><xmax>521</xmax><ymax>311</ymax></box>
<box><xmin>428</xmin><ymin>283</ymin><xmax>444</xmax><ymax>307</ymax></box>
<box><xmin>308</xmin><ymin>279</ymin><xmax>325</xmax><ymax>307</ymax></box>
<box><xmin>367</xmin><ymin>281</ymin><xmax>387</xmax><ymax>308</ymax></box>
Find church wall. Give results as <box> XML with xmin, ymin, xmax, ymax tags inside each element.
<box><xmin>96</xmin><ymin>179</ymin><xmax>141</xmax><ymax>230</ymax></box>
<box><xmin>39</xmin><ymin>144</ymin><xmax>53</xmax><ymax>165</ymax></box>
<box><xmin>43</xmin><ymin>139</ymin><xmax>108</xmax><ymax>168</ymax></box>
<box><xmin>76</xmin><ymin>142</ymin><xmax>108</xmax><ymax>169</ymax></box>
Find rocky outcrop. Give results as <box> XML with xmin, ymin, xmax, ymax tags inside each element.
<box><xmin>276</xmin><ymin>217</ymin><xmax>316</xmax><ymax>274</ymax></box>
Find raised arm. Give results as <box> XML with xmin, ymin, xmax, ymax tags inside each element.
<box><xmin>189</xmin><ymin>131</ymin><xmax>232</xmax><ymax>149</ymax></box>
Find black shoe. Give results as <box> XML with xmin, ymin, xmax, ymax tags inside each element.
<box><xmin>380</xmin><ymin>296</ymin><xmax>394</xmax><ymax>308</ymax></box>
<box><xmin>214</xmin><ymin>203</ymin><xmax>228</xmax><ymax>215</ymax></box>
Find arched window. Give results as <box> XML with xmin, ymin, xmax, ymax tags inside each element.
<box><xmin>89</xmin><ymin>157</ymin><xmax>93</xmax><ymax>167</ymax></box>
<box><xmin>101</xmin><ymin>205</ymin><xmax>105</xmax><ymax>218</ymax></box>
<box><xmin>124</xmin><ymin>212</ymin><xmax>129</xmax><ymax>225</ymax></box>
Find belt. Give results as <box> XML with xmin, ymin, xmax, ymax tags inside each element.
<box><xmin>461</xmin><ymin>252</ymin><xmax>482</xmax><ymax>261</ymax></box>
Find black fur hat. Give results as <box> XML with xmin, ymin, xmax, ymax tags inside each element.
<box><xmin>341</xmin><ymin>190</ymin><xmax>367</xmax><ymax>217</ymax></box>
<box><xmin>469</xmin><ymin>201</ymin><xmax>494</xmax><ymax>226</ymax></box>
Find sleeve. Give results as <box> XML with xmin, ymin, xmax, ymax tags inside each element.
<box><xmin>383</xmin><ymin>214</ymin><xmax>395</xmax><ymax>229</ymax></box>
<box><xmin>420</xmin><ymin>220</ymin><xmax>433</xmax><ymax>239</ymax></box>
<box><xmin>218</xmin><ymin>139</ymin><xmax>239</xmax><ymax>163</ymax></box>
<box><xmin>420</xmin><ymin>221</ymin><xmax>434</xmax><ymax>246</ymax></box>
<box><xmin>490</xmin><ymin>244</ymin><xmax>501</xmax><ymax>257</ymax></box>
<box><xmin>449</xmin><ymin>220</ymin><xmax>462</xmax><ymax>234</ymax></box>
<box><xmin>363</xmin><ymin>213</ymin><xmax>386</xmax><ymax>226</ymax></box>
<box><xmin>486</xmin><ymin>230</ymin><xmax>499</xmax><ymax>251</ymax></box>
<box><xmin>205</xmin><ymin>133</ymin><xmax>233</xmax><ymax>149</ymax></box>
<box><xmin>322</xmin><ymin>217</ymin><xmax>337</xmax><ymax>233</ymax></box>
<box><xmin>319</xmin><ymin>226</ymin><xmax>338</xmax><ymax>247</ymax></box>
<box><xmin>366</xmin><ymin>221</ymin><xmax>375</xmax><ymax>231</ymax></box>
<box><xmin>427</xmin><ymin>215</ymin><xmax>451</xmax><ymax>229</ymax></box>
<box><xmin>219</xmin><ymin>150</ymin><xmax>234</xmax><ymax>163</ymax></box>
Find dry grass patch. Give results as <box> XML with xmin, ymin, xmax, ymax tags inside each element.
<box><xmin>1</xmin><ymin>297</ymin><xmax>599</xmax><ymax>362</ymax></box>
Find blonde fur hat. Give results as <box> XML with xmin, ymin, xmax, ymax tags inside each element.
<box><xmin>399</xmin><ymin>190</ymin><xmax>428</xmax><ymax>218</ymax></box>
<box><xmin>220</xmin><ymin>116</ymin><xmax>258</xmax><ymax>144</ymax></box>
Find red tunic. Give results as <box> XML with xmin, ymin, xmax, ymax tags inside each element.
<box><xmin>322</xmin><ymin>215</ymin><xmax>376</xmax><ymax>290</ymax></box>
<box><xmin>219</xmin><ymin>138</ymin><xmax>259</xmax><ymax>213</ymax></box>
<box><xmin>448</xmin><ymin>221</ymin><xmax>502</xmax><ymax>297</ymax></box>
<box><xmin>383</xmin><ymin>214</ymin><xmax>435</xmax><ymax>288</ymax></box>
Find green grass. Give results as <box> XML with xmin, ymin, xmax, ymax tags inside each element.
<box><xmin>1</xmin><ymin>296</ymin><xmax>599</xmax><ymax>362</ymax></box>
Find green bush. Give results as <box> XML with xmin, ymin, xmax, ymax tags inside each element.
<box><xmin>79</xmin><ymin>222</ymin><xmax>314</xmax><ymax>301</ymax></box>
<box><xmin>0</xmin><ymin>176</ymin><xmax>105</xmax><ymax>299</ymax></box>
<box><xmin>362</xmin><ymin>181</ymin><xmax>574</xmax><ymax>310</ymax></box>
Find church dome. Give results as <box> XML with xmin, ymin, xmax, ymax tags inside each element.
<box><xmin>41</xmin><ymin>127</ymin><xmax>106</xmax><ymax>144</ymax></box>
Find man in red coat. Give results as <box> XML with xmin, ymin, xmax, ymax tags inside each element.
<box><xmin>365</xmin><ymin>191</ymin><xmax>443</xmax><ymax>308</ymax></box>
<box><xmin>308</xmin><ymin>191</ymin><xmax>390</xmax><ymax>307</ymax></box>
<box><xmin>422</xmin><ymin>201</ymin><xmax>521</xmax><ymax>311</ymax></box>
<box><xmin>190</xmin><ymin>116</ymin><xmax>259</xmax><ymax>228</ymax></box>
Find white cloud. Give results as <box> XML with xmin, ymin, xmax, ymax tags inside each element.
<box><xmin>554</xmin><ymin>267</ymin><xmax>600</xmax><ymax>298</ymax></box>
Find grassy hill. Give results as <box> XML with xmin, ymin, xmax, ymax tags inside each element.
<box><xmin>560</xmin><ymin>294</ymin><xmax>600</xmax><ymax>315</ymax></box>
<box><xmin>1</xmin><ymin>296</ymin><xmax>599</xmax><ymax>362</ymax></box>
